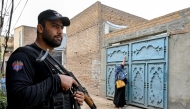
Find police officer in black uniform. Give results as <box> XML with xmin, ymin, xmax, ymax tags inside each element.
<box><xmin>6</xmin><ymin>9</ymin><xmax>84</xmax><ymax>109</ymax></box>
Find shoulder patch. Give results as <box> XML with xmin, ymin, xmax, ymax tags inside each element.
<box><xmin>12</xmin><ymin>61</ymin><xmax>23</xmax><ymax>72</ymax></box>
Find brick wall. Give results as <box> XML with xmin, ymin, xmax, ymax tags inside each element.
<box><xmin>66</xmin><ymin>2</ymin><xmax>101</xmax><ymax>95</ymax></box>
<box><xmin>99</xmin><ymin>4</ymin><xmax>148</xmax><ymax>49</ymax></box>
<box><xmin>105</xmin><ymin>8</ymin><xmax>190</xmax><ymax>40</ymax></box>
<box><xmin>67</xmin><ymin>25</ymin><xmax>100</xmax><ymax>95</ymax></box>
<box><xmin>101</xmin><ymin>4</ymin><xmax>147</xmax><ymax>26</ymax></box>
<box><xmin>66</xmin><ymin>1</ymin><xmax>148</xmax><ymax>95</ymax></box>
<box><xmin>23</xmin><ymin>26</ymin><xmax>36</xmax><ymax>46</ymax></box>
<box><xmin>67</xmin><ymin>2</ymin><xmax>100</xmax><ymax>37</ymax></box>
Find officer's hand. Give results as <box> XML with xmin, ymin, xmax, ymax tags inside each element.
<box><xmin>73</xmin><ymin>91</ymin><xmax>85</xmax><ymax>106</ymax></box>
<box><xmin>58</xmin><ymin>74</ymin><xmax>78</xmax><ymax>90</ymax></box>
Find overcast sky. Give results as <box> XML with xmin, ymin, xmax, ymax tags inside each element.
<box><xmin>1</xmin><ymin>0</ymin><xmax>190</xmax><ymax>35</ymax></box>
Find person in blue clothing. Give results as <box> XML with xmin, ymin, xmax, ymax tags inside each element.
<box><xmin>0</xmin><ymin>74</ymin><xmax>6</xmax><ymax>94</ymax></box>
<box><xmin>113</xmin><ymin>56</ymin><xmax>127</xmax><ymax>109</ymax></box>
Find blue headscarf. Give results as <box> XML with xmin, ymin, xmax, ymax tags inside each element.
<box><xmin>114</xmin><ymin>65</ymin><xmax>125</xmax><ymax>82</ymax></box>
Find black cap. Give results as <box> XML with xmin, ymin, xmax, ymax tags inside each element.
<box><xmin>38</xmin><ymin>9</ymin><xmax>70</xmax><ymax>26</ymax></box>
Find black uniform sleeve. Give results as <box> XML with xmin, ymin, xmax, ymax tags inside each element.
<box><xmin>6</xmin><ymin>51</ymin><xmax>61</xmax><ymax>109</ymax></box>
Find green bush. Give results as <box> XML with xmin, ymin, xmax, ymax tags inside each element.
<box><xmin>0</xmin><ymin>90</ymin><xmax>7</xmax><ymax>109</ymax></box>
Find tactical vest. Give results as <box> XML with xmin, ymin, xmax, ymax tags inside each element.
<box><xmin>16</xmin><ymin>46</ymin><xmax>74</xmax><ymax>109</ymax></box>
<box><xmin>40</xmin><ymin>91</ymin><xmax>72</xmax><ymax>109</ymax></box>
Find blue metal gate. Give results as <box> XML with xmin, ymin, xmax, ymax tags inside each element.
<box><xmin>106</xmin><ymin>35</ymin><xmax>168</xmax><ymax>109</ymax></box>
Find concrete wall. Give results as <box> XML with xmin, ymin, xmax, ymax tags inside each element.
<box><xmin>168</xmin><ymin>32</ymin><xmax>190</xmax><ymax>109</ymax></box>
<box><xmin>14</xmin><ymin>26</ymin><xmax>23</xmax><ymax>50</ymax></box>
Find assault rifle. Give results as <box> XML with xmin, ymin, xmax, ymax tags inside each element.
<box><xmin>27</xmin><ymin>46</ymin><xmax>97</xmax><ymax>109</ymax></box>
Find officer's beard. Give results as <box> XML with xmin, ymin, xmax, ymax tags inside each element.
<box><xmin>42</xmin><ymin>28</ymin><xmax>62</xmax><ymax>47</ymax></box>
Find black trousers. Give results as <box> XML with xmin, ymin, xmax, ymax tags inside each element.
<box><xmin>113</xmin><ymin>79</ymin><xmax>126</xmax><ymax>107</ymax></box>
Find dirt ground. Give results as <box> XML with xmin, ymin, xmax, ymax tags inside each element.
<box><xmin>81</xmin><ymin>94</ymin><xmax>143</xmax><ymax>109</ymax></box>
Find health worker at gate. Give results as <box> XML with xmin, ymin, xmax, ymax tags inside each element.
<box><xmin>113</xmin><ymin>56</ymin><xmax>128</xmax><ymax>109</ymax></box>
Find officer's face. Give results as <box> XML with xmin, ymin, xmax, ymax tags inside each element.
<box><xmin>42</xmin><ymin>19</ymin><xmax>64</xmax><ymax>47</ymax></box>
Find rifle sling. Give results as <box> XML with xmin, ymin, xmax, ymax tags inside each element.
<box><xmin>23</xmin><ymin>46</ymin><xmax>80</xmax><ymax>109</ymax></box>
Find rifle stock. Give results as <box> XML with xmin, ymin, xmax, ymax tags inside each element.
<box><xmin>84</xmin><ymin>92</ymin><xmax>97</xmax><ymax>109</ymax></box>
<box><xmin>67</xmin><ymin>71</ymin><xmax>97</xmax><ymax>109</ymax></box>
<box><xmin>77</xmin><ymin>86</ymin><xmax>96</xmax><ymax>109</ymax></box>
